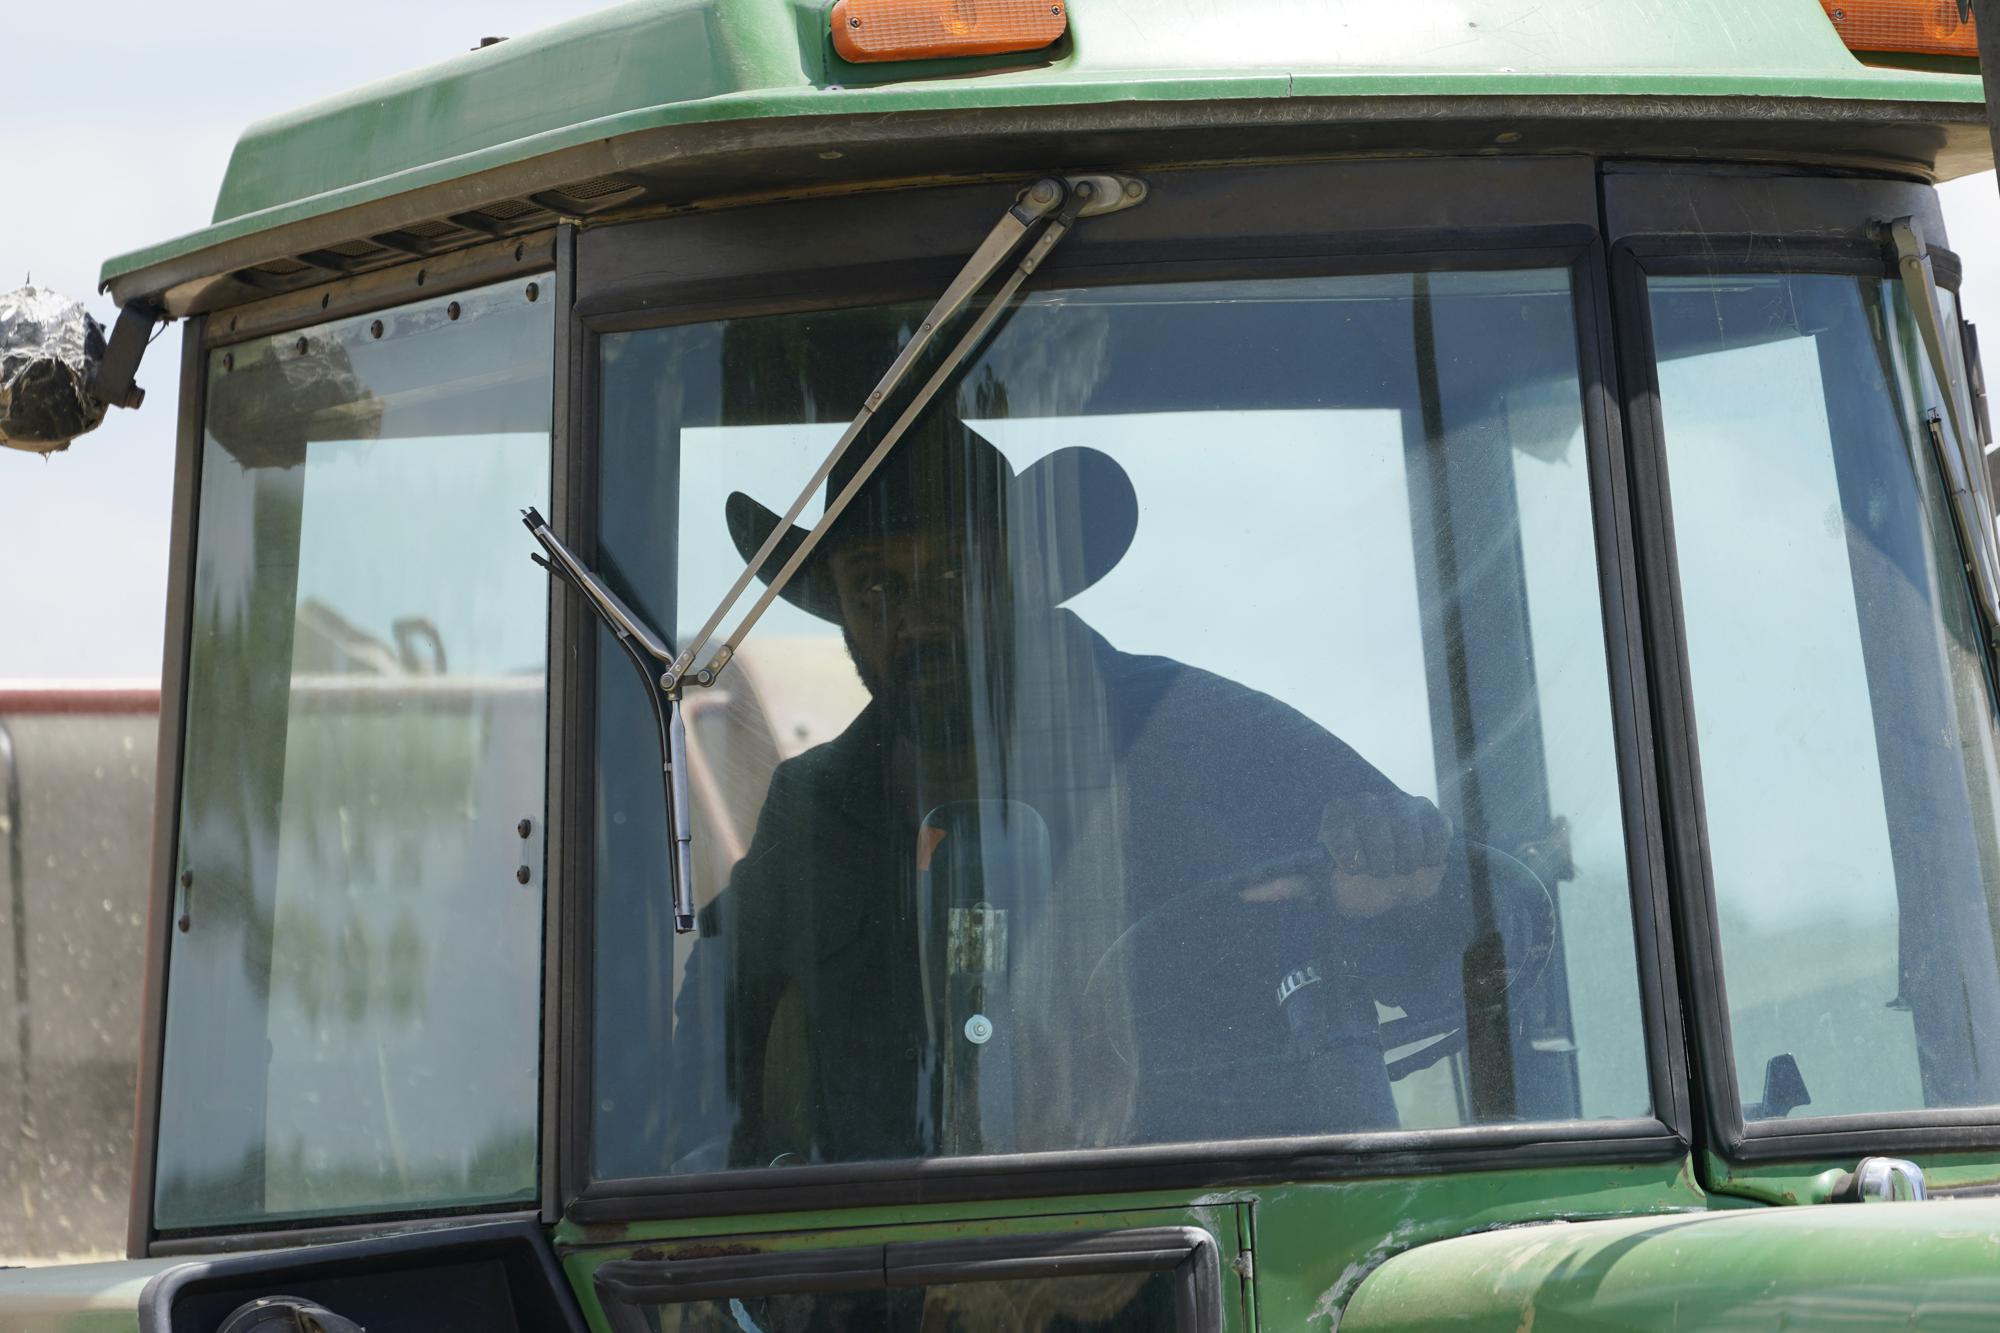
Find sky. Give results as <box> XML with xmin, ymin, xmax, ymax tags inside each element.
<box><xmin>0</xmin><ymin>3</ymin><xmax>610</xmax><ymax>682</ymax></box>
<box><xmin>2</xmin><ymin>3</ymin><xmax>1997</xmax><ymax>681</ymax></box>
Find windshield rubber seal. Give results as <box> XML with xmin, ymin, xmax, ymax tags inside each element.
<box><xmin>560</xmin><ymin>167</ymin><xmax>1688</xmax><ymax>1220</ymax></box>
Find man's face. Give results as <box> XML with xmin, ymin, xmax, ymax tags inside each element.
<box><xmin>830</xmin><ymin>528</ymin><xmax>980</xmax><ymax>728</ymax></box>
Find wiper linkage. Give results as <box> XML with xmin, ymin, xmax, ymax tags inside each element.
<box><xmin>523</xmin><ymin>172</ymin><xmax>1146</xmax><ymax>934</ymax></box>
<box><xmin>668</xmin><ymin>172</ymin><xmax>1147</xmax><ymax>694</ymax></box>
<box><xmin>523</xmin><ymin>507</ymin><xmax>695</xmax><ymax>931</ymax></box>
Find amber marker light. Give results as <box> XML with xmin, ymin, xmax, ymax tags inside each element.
<box><xmin>831</xmin><ymin>0</ymin><xmax>1067</xmax><ymax>62</ymax></box>
<box><xmin>1819</xmin><ymin>0</ymin><xmax>1979</xmax><ymax>57</ymax></box>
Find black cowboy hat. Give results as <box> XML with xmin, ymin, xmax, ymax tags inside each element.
<box><xmin>723</xmin><ymin>422</ymin><xmax>1139</xmax><ymax>624</ymax></box>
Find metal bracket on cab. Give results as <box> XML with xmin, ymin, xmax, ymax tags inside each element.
<box><xmin>1833</xmin><ymin>1156</ymin><xmax>1928</xmax><ymax>1203</ymax></box>
<box><xmin>88</xmin><ymin>301</ymin><xmax>162</xmax><ymax>412</ymax></box>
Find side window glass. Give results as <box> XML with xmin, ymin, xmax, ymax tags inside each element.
<box><xmin>153</xmin><ymin>278</ymin><xmax>553</xmax><ymax>1230</ymax></box>
<box><xmin>1651</xmin><ymin>271</ymin><xmax>2000</xmax><ymax>1120</ymax></box>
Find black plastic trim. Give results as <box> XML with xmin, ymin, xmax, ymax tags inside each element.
<box><xmin>598</xmin><ymin>1244</ymin><xmax>883</xmax><ymax>1303</ymax></box>
<box><xmin>128</xmin><ymin>318</ymin><xmax>208</xmax><ymax>1258</ymax></box>
<box><xmin>592</xmin><ymin>1226</ymin><xmax>1221</xmax><ymax>1333</ymax></box>
<box><xmin>539</xmin><ymin>223</ymin><xmax>578</xmax><ymax>1228</ymax></box>
<box><xmin>569</xmin><ymin>1125</ymin><xmax>1686</xmax><ymax>1224</ymax></box>
<box><xmin>146</xmin><ymin>1208</ymin><xmax>542</xmax><ymax>1259</ymax></box>
<box><xmin>557</xmin><ymin>285</ymin><xmax>606</xmax><ymax>1219</ymax></box>
<box><xmin>1574</xmin><ymin>230</ymin><xmax>1696</xmax><ymax>1146</ymax></box>
<box><xmin>206</xmin><ymin>232</ymin><xmax>556</xmax><ymax>348</ymax></box>
<box><xmin>560</xmin><ymin>161</ymin><xmax>1690</xmax><ymax>1220</ymax></box>
<box><xmin>1599</xmin><ymin>163</ymin><xmax>1949</xmax><ymax>248</ymax></box>
<box><xmin>137</xmin><ymin>1219</ymin><xmax>587</xmax><ymax>1333</ymax></box>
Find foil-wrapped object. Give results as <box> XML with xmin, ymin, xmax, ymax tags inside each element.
<box><xmin>0</xmin><ymin>286</ymin><xmax>108</xmax><ymax>453</ymax></box>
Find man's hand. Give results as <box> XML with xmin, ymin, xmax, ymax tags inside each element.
<box><xmin>1320</xmin><ymin>790</ymin><xmax>1452</xmax><ymax>918</ymax></box>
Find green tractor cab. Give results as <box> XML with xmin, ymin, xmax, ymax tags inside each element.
<box><xmin>12</xmin><ymin>0</ymin><xmax>2000</xmax><ymax>1328</ymax></box>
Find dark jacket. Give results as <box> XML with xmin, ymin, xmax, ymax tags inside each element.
<box><xmin>669</xmin><ymin>613</ymin><xmax>1422</xmax><ymax>1172</ymax></box>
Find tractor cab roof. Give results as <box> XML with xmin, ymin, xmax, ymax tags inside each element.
<box><xmin>102</xmin><ymin>0</ymin><xmax>1988</xmax><ymax>316</ymax></box>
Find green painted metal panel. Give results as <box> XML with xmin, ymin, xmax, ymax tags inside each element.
<box><xmin>0</xmin><ymin>1257</ymin><xmax>178</xmax><ymax>1333</ymax></box>
<box><xmin>100</xmin><ymin>0</ymin><xmax>1983</xmax><ymax>288</ymax></box>
<box><xmin>550</xmin><ymin>1160</ymin><xmax>1708</xmax><ymax>1332</ymax></box>
<box><xmin>1337</xmin><ymin>1202</ymin><xmax>2000</xmax><ymax>1332</ymax></box>
<box><xmin>1245</xmin><ymin>1159</ymin><xmax>1706</xmax><ymax>1329</ymax></box>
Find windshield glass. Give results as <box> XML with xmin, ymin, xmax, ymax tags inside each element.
<box><xmin>1650</xmin><ymin>269</ymin><xmax>2000</xmax><ymax>1124</ymax></box>
<box><xmin>593</xmin><ymin>269</ymin><xmax>1653</xmax><ymax>1179</ymax></box>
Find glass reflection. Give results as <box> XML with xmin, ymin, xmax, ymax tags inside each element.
<box><xmin>595</xmin><ymin>271</ymin><xmax>1650</xmax><ymax>1179</ymax></box>
<box><xmin>1653</xmin><ymin>272</ymin><xmax>2000</xmax><ymax>1121</ymax></box>
<box><xmin>638</xmin><ymin>1271</ymin><xmax>1175</xmax><ymax>1332</ymax></box>
<box><xmin>154</xmin><ymin>278</ymin><xmax>552</xmax><ymax>1229</ymax></box>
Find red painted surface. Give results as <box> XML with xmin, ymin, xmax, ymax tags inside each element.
<box><xmin>0</xmin><ymin>682</ymin><xmax>160</xmax><ymax>715</ymax></box>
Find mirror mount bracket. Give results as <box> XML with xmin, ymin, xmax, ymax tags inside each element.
<box><xmin>87</xmin><ymin>300</ymin><xmax>162</xmax><ymax>412</ymax></box>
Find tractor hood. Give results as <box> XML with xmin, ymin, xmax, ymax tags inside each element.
<box><xmin>1338</xmin><ymin>1201</ymin><xmax>2000</xmax><ymax>1331</ymax></box>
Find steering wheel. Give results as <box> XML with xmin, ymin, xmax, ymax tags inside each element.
<box><xmin>1076</xmin><ymin>837</ymin><xmax>1557</xmax><ymax>1131</ymax></box>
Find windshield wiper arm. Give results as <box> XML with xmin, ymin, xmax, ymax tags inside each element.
<box><xmin>1892</xmin><ymin>216</ymin><xmax>2000</xmax><ymax>645</ymax></box>
<box><xmin>523</xmin><ymin>508</ymin><xmax>696</xmax><ymax>931</ymax></box>
<box><xmin>666</xmin><ymin>172</ymin><xmax>1147</xmax><ymax>693</ymax></box>
<box><xmin>521</xmin><ymin>172</ymin><xmax>1145</xmax><ymax>934</ymax></box>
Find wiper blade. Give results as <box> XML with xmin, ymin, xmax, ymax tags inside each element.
<box><xmin>1892</xmin><ymin>216</ymin><xmax>2000</xmax><ymax>642</ymax></box>
<box><xmin>520</xmin><ymin>172</ymin><xmax>1145</xmax><ymax>934</ymax></box>
<box><xmin>667</xmin><ymin>172</ymin><xmax>1147</xmax><ymax>693</ymax></box>
<box><xmin>524</xmin><ymin>507</ymin><xmax>673</xmax><ymax>669</ymax></box>
<box><xmin>524</xmin><ymin>507</ymin><xmax>695</xmax><ymax>932</ymax></box>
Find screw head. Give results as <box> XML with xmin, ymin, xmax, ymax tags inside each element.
<box><xmin>964</xmin><ymin>1014</ymin><xmax>993</xmax><ymax>1045</ymax></box>
<box><xmin>222</xmin><ymin>352</ymin><xmax>234</xmax><ymax>372</ymax></box>
<box><xmin>517</xmin><ymin>818</ymin><xmax>533</xmax><ymax>839</ymax></box>
<box><xmin>516</xmin><ymin>865</ymin><xmax>532</xmax><ymax>885</ymax></box>
<box><xmin>179</xmin><ymin>869</ymin><xmax>193</xmax><ymax>888</ymax></box>
<box><xmin>447</xmin><ymin>301</ymin><xmax>462</xmax><ymax>321</ymax></box>
<box><xmin>370</xmin><ymin>319</ymin><xmax>385</xmax><ymax>339</ymax></box>
<box><xmin>295</xmin><ymin>336</ymin><xmax>309</xmax><ymax>356</ymax></box>
<box><xmin>525</xmin><ymin>281</ymin><xmax>541</xmax><ymax>303</ymax></box>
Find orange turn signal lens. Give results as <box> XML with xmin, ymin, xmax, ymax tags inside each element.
<box><xmin>1819</xmin><ymin>0</ymin><xmax>1979</xmax><ymax>57</ymax></box>
<box><xmin>830</xmin><ymin>0</ymin><xmax>1066</xmax><ymax>63</ymax></box>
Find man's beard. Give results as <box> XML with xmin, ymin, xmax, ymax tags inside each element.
<box><xmin>844</xmin><ymin>629</ymin><xmax>1012</xmax><ymax>754</ymax></box>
